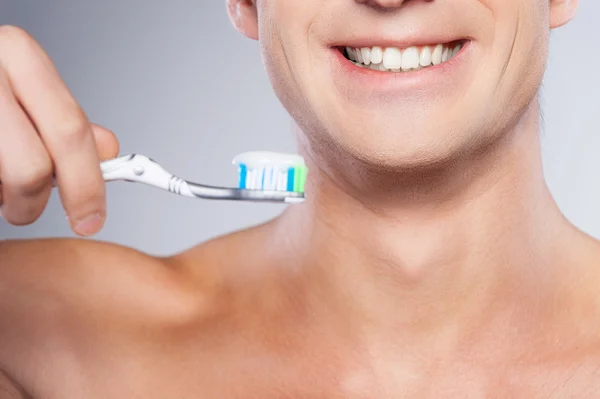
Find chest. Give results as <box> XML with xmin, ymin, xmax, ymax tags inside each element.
<box><xmin>13</xmin><ymin>323</ymin><xmax>600</xmax><ymax>399</ymax></box>
<box><xmin>25</xmin><ymin>349</ymin><xmax>600</xmax><ymax>399</ymax></box>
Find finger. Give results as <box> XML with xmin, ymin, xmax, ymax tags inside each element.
<box><xmin>0</xmin><ymin>128</ymin><xmax>118</xmax><ymax>221</ymax></box>
<box><xmin>0</xmin><ymin>68</ymin><xmax>53</xmax><ymax>226</ymax></box>
<box><xmin>0</xmin><ymin>26</ymin><xmax>105</xmax><ymax>236</ymax></box>
<box><xmin>91</xmin><ymin>123</ymin><xmax>120</xmax><ymax>161</ymax></box>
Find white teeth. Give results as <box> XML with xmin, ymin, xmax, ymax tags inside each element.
<box><xmin>401</xmin><ymin>46</ymin><xmax>419</xmax><ymax>71</ymax></box>
<box><xmin>345</xmin><ymin>42</ymin><xmax>463</xmax><ymax>72</ymax></box>
<box><xmin>371</xmin><ymin>46</ymin><xmax>383</xmax><ymax>64</ymax></box>
<box><xmin>419</xmin><ymin>46</ymin><xmax>432</xmax><ymax>67</ymax></box>
<box><xmin>356</xmin><ymin>48</ymin><xmax>364</xmax><ymax>63</ymax></box>
<box><xmin>360</xmin><ymin>48</ymin><xmax>371</xmax><ymax>65</ymax></box>
<box><xmin>432</xmin><ymin>44</ymin><xmax>443</xmax><ymax>65</ymax></box>
<box><xmin>383</xmin><ymin>47</ymin><xmax>402</xmax><ymax>70</ymax></box>
<box><xmin>441</xmin><ymin>47</ymin><xmax>449</xmax><ymax>63</ymax></box>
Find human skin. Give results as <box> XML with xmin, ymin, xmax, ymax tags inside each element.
<box><xmin>3</xmin><ymin>0</ymin><xmax>600</xmax><ymax>397</ymax></box>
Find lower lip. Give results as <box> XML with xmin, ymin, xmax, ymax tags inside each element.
<box><xmin>328</xmin><ymin>41</ymin><xmax>473</xmax><ymax>94</ymax></box>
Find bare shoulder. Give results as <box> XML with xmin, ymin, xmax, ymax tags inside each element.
<box><xmin>0</xmin><ymin>225</ymin><xmax>284</xmax><ymax>396</ymax></box>
<box><xmin>0</xmin><ymin>237</ymin><xmax>203</xmax><ymax>323</ymax></box>
<box><xmin>0</xmin><ymin>237</ymin><xmax>216</xmax><ymax>386</ymax></box>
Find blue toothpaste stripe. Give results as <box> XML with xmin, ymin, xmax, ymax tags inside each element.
<box><xmin>287</xmin><ymin>167</ymin><xmax>295</xmax><ymax>192</ymax></box>
<box><xmin>239</xmin><ymin>164</ymin><xmax>247</xmax><ymax>189</ymax></box>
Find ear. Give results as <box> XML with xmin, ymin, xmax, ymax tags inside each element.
<box><xmin>549</xmin><ymin>0</ymin><xmax>579</xmax><ymax>28</ymax></box>
<box><xmin>227</xmin><ymin>0</ymin><xmax>259</xmax><ymax>40</ymax></box>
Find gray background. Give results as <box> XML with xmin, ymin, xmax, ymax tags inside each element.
<box><xmin>0</xmin><ymin>0</ymin><xmax>598</xmax><ymax>256</ymax></box>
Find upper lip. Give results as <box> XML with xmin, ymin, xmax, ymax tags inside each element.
<box><xmin>329</xmin><ymin>35</ymin><xmax>469</xmax><ymax>50</ymax></box>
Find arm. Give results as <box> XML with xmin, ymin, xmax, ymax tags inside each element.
<box><xmin>0</xmin><ymin>238</ymin><xmax>196</xmax><ymax>396</ymax></box>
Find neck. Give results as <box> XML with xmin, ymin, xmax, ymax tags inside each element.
<box><xmin>272</xmin><ymin>101</ymin><xmax>585</xmax><ymax>346</ymax></box>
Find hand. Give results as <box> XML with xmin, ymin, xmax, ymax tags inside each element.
<box><xmin>0</xmin><ymin>25</ymin><xmax>119</xmax><ymax>236</ymax></box>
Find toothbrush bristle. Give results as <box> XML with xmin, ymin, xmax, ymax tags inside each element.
<box><xmin>237</xmin><ymin>163</ymin><xmax>307</xmax><ymax>193</ymax></box>
<box><xmin>233</xmin><ymin>152</ymin><xmax>307</xmax><ymax>194</ymax></box>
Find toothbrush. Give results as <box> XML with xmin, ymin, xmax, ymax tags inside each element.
<box><xmin>98</xmin><ymin>151</ymin><xmax>307</xmax><ymax>204</ymax></box>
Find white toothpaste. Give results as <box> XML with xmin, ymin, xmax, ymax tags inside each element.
<box><xmin>232</xmin><ymin>151</ymin><xmax>305</xmax><ymax>167</ymax></box>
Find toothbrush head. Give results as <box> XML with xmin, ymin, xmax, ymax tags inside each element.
<box><xmin>232</xmin><ymin>151</ymin><xmax>308</xmax><ymax>196</ymax></box>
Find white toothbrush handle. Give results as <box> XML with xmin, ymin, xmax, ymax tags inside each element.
<box><xmin>100</xmin><ymin>154</ymin><xmax>195</xmax><ymax>198</ymax></box>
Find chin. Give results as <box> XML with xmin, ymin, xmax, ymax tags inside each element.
<box><xmin>305</xmin><ymin>115</ymin><xmax>476</xmax><ymax>173</ymax></box>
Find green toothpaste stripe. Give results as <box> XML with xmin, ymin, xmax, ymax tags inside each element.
<box><xmin>293</xmin><ymin>165</ymin><xmax>308</xmax><ymax>193</ymax></box>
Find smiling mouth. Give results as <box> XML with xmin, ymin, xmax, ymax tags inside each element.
<box><xmin>339</xmin><ymin>40</ymin><xmax>466</xmax><ymax>72</ymax></box>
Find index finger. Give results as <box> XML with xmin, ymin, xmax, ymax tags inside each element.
<box><xmin>0</xmin><ymin>26</ymin><xmax>105</xmax><ymax>235</ymax></box>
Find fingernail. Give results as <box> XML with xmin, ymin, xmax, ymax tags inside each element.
<box><xmin>73</xmin><ymin>213</ymin><xmax>104</xmax><ymax>236</ymax></box>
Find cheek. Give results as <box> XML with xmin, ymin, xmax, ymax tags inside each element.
<box><xmin>479</xmin><ymin>0</ymin><xmax>549</xmax><ymax>63</ymax></box>
<box><xmin>475</xmin><ymin>0</ymin><xmax>549</xmax><ymax>105</ymax></box>
<box><xmin>257</xmin><ymin>2</ymin><xmax>328</xmax><ymax>125</ymax></box>
<box><xmin>460</xmin><ymin>0</ymin><xmax>549</xmax><ymax>143</ymax></box>
<box><xmin>257</xmin><ymin>3</ymin><xmax>294</xmax><ymax>98</ymax></box>
<box><xmin>257</xmin><ymin>26</ymin><xmax>318</xmax><ymax>143</ymax></box>
<box><xmin>506</xmin><ymin>3</ymin><xmax>550</xmax><ymax>98</ymax></box>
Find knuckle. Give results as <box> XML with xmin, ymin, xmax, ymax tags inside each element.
<box><xmin>0</xmin><ymin>25</ymin><xmax>30</xmax><ymax>41</ymax></box>
<box><xmin>52</xmin><ymin>115</ymin><xmax>91</xmax><ymax>145</ymax></box>
<box><xmin>0</xmin><ymin>25</ymin><xmax>41</xmax><ymax>80</ymax></box>
<box><xmin>0</xmin><ymin>25</ymin><xmax>34</xmax><ymax>53</ymax></box>
<box><xmin>6</xmin><ymin>161</ymin><xmax>53</xmax><ymax>197</ymax></box>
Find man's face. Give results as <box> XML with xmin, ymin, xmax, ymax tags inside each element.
<box><xmin>231</xmin><ymin>0</ymin><xmax>577</xmax><ymax>169</ymax></box>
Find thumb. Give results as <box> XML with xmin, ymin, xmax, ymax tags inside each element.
<box><xmin>91</xmin><ymin>123</ymin><xmax>120</xmax><ymax>161</ymax></box>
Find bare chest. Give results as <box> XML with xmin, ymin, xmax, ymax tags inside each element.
<box><xmin>10</xmin><ymin>347</ymin><xmax>600</xmax><ymax>399</ymax></box>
